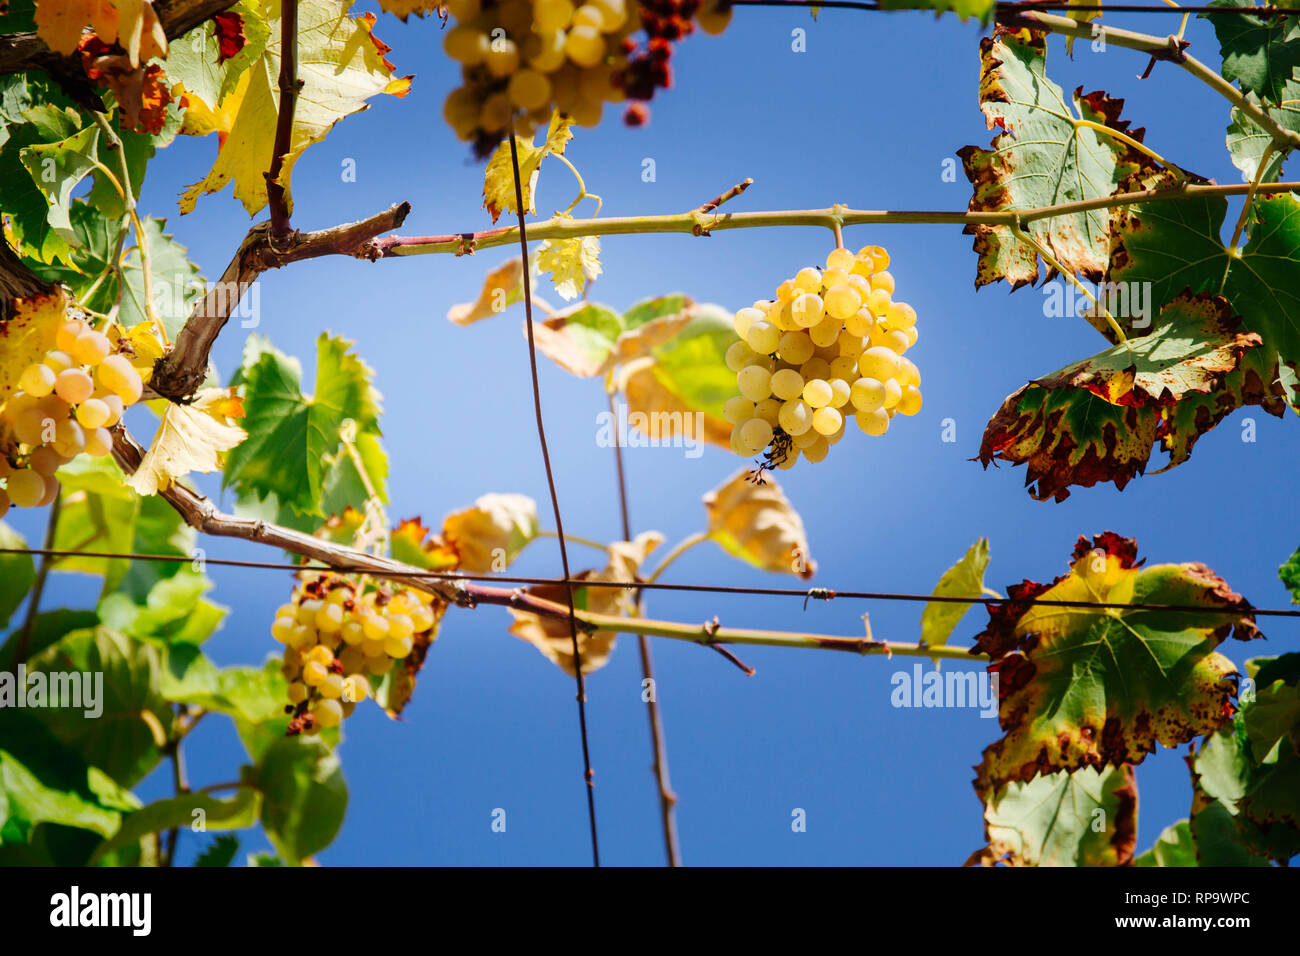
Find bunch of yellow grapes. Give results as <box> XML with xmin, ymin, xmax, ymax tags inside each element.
<box><xmin>0</xmin><ymin>318</ymin><xmax>152</xmax><ymax>517</ymax></box>
<box><xmin>724</xmin><ymin>245</ymin><xmax>922</xmax><ymax>468</ymax></box>
<box><xmin>273</xmin><ymin>572</ymin><xmax>440</xmax><ymax>734</ymax></box>
<box><xmin>440</xmin><ymin>0</ymin><xmax>731</xmax><ymax>151</ymax></box>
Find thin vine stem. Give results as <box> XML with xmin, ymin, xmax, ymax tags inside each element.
<box><xmin>1221</xmin><ymin>143</ymin><xmax>1278</xmax><ymax>292</ymax></box>
<box><xmin>645</xmin><ymin>531</ymin><xmax>711</xmax><ymax>586</ymax></box>
<box><xmin>375</xmin><ymin>182</ymin><xmax>1300</xmax><ymax>258</ymax></box>
<box><xmin>1009</xmin><ymin>217</ymin><xmax>1127</xmax><ymax>344</ymax></box>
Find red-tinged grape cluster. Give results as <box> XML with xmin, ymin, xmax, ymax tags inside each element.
<box><xmin>273</xmin><ymin>572</ymin><xmax>439</xmax><ymax>734</ymax></box>
<box><xmin>724</xmin><ymin>245</ymin><xmax>923</xmax><ymax>469</ymax></box>
<box><xmin>441</xmin><ymin>0</ymin><xmax>732</xmax><ymax>153</ymax></box>
<box><xmin>0</xmin><ymin>318</ymin><xmax>152</xmax><ymax>518</ymax></box>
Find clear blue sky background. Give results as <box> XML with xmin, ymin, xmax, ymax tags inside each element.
<box><xmin>9</xmin><ymin>6</ymin><xmax>1299</xmax><ymax>866</ymax></box>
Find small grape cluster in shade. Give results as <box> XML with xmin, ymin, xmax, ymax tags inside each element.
<box><xmin>724</xmin><ymin>245</ymin><xmax>923</xmax><ymax>468</ymax></box>
<box><xmin>273</xmin><ymin>572</ymin><xmax>439</xmax><ymax>734</ymax></box>
<box><xmin>0</xmin><ymin>318</ymin><xmax>150</xmax><ymax>518</ymax></box>
<box><xmin>441</xmin><ymin>0</ymin><xmax>732</xmax><ymax>153</ymax></box>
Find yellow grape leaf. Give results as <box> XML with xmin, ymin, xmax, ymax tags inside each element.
<box><xmin>375</xmin><ymin>0</ymin><xmax>446</xmax><ymax>18</ymax></box>
<box><xmin>440</xmin><ymin>493</ymin><xmax>539</xmax><ymax>573</ymax></box>
<box><xmin>703</xmin><ymin>468</ymin><xmax>816</xmax><ymax>579</ymax></box>
<box><xmin>179</xmin><ymin>0</ymin><xmax>412</xmax><ymax>216</ymax></box>
<box><xmin>446</xmin><ymin>258</ymin><xmax>524</xmax><ymax>325</ymax></box>
<box><xmin>34</xmin><ymin>0</ymin><xmax>166</xmax><ymax>65</ymax></box>
<box><xmin>536</xmin><ymin>229</ymin><xmax>601</xmax><ymax>302</ymax></box>
<box><xmin>128</xmin><ymin>389</ymin><xmax>247</xmax><ymax>495</ymax></box>
<box><xmin>482</xmin><ymin>112</ymin><xmax>575</xmax><ymax>223</ymax></box>
<box><xmin>0</xmin><ymin>288</ymin><xmax>66</xmax><ymax>416</ymax></box>
<box><xmin>616</xmin><ymin>357</ymin><xmax>732</xmax><ymax>450</ymax></box>
<box><xmin>177</xmin><ymin>69</ymin><xmax>250</xmax><ymax>138</ymax></box>
<box><xmin>509</xmin><ymin>531</ymin><xmax>663</xmax><ymax>677</ymax></box>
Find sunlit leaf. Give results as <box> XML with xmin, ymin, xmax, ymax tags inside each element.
<box><xmin>703</xmin><ymin>469</ymin><xmax>815</xmax><ymax>579</ymax></box>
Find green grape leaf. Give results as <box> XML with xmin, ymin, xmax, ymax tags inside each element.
<box><xmin>23</xmin><ymin>627</ymin><xmax>173</xmax><ymax>788</ymax></box>
<box><xmin>118</xmin><ymin>217</ymin><xmax>205</xmax><ymax>340</ymax></box>
<box><xmin>160</xmin><ymin>648</ymin><xmax>286</xmax><ymax>726</ymax></box>
<box><xmin>0</xmin><ymin>749</ymin><xmax>123</xmax><ymax>844</ymax></box>
<box><xmin>877</xmin><ymin>0</ymin><xmax>995</xmax><ymax>20</ymax></box>
<box><xmin>0</xmin><ymin>104</ymin><xmax>85</xmax><ymax>264</ymax></box>
<box><xmin>97</xmin><ymin>568</ymin><xmax>227</xmax><ymax>646</ymax></box>
<box><xmin>1281</xmin><ymin>545</ymin><xmax>1300</xmax><ymax>603</ymax></box>
<box><xmin>979</xmin><ymin>293</ymin><xmax>1282</xmax><ymax>500</ymax></box>
<box><xmin>0</xmin><ymin>522</ymin><xmax>35</xmax><ymax>631</ymax></box>
<box><xmin>86</xmin><ymin>101</ymin><xmax>185</xmax><ymax>221</ymax></box>
<box><xmin>1201</xmin><ymin>1</ymin><xmax>1300</xmax><ymax>105</ymax></box>
<box><xmin>1133</xmin><ymin>820</ymin><xmax>1198</xmax><ymax>867</ymax></box>
<box><xmin>167</xmin><ymin>1</ymin><xmax>271</xmax><ymax>114</ymax></box>
<box><xmin>920</xmin><ymin>538</ymin><xmax>990</xmax><ymax>651</ymax></box>
<box><xmin>958</xmin><ymin>27</ymin><xmax>1151</xmax><ymax>288</ymax></box>
<box><xmin>973</xmin><ymin>533</ymin><xmax>1258</xmax><ymax>798</ymax></box>
<box><xmin>194</xmin><ymin>834</ymin><xmax>241</xmax><ymax>867</ymax></box>
<box><xmin>251</xmin><ymin>736</ymin><xmax>347</xmax><ymax>865</ymax></box>
<box><xmin>0</xmin><ymin>609</ymin><xmax>99</xmax><ymax>672</ymax></box>
<box><xmin>90</xmin><ymin>787</ymin><xmax>260</xmax><ymax>863</ymax></box>
<box><xmin>531</xmin><ymin>298</ymin><xmax>695</xmax><ymax>378</ymax></box>
<box><xmin>27</xmin><ymin>202</ymin><xmax>120</xmax><ymax>312</ymax></box>
<box><xmin>968</xmin><ymin>765</ymin><xmax>1137</xmax><ymax>867</ymax></box>
<box><xmin>1108</xmin><ymin>191</ymin><xmax>1300</xmax><ymax>405</ymax></box>
<box><xmin>1225</xmin><ymin>81</ymin><xmax>1300</xmax><ymax>182</ymax></box>
<box><xmin>223</xmin><ymin>334</ymin><xmax>385</xmax><ymax>518</ymax></box>
<box><xmin>19</xmin><ymin>124</ymin><xmax>102</xmax><ymax>250</ymax></box>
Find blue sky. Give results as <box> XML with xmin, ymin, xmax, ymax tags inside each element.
<box><xmin>10</xmin><ymin>5</ymin><xmax>1299</xmax><ymax>865</ymax></box>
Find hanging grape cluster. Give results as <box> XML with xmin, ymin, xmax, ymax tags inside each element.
<box><xmin>724</xmin><ymin>245</ymin><xmax>923</xmax><ymax>469</ymax></box>
<box><xmin>441</xmin><ymin>0</ymin><xmax>732</xmax><ymax>153</ymax></box>
<box><xmin>273</xmin><ymin>572</ymin><xmax>440</xmax><ymax>734</ymax></box>
<box><xmin>1</xmin><ymin>318</ymin><xmax>153</xmax><ymax>518</ymax></box>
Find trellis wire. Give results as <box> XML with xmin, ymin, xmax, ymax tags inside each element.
<box><xmin>1</xmin><ymin>548</ymin><xmax>1293</xmax><ymax>618</ymax></box>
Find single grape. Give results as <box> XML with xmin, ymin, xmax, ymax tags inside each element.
<box><xmin>809</xmin><ymin>318</ymin><xmax>841</xmax><ymax>349</ymax></box>
<box><xmin>851</xmin><ymin>377</ymin><xmax>887</xmax><ymax>413</ymax></box>
<box><xmin>736</xmin><ymin>365</ymin><xmax>772</xmax><ymax>402</ymax></box>
<box><xmin>98</xmin><ymin>393</ymin><xmax>125</xmax><ymax>427</ymax></box>
<box><xmin>778</xmin><ymin>399</ymin><xmax>813</xmax><ymax>436</ymax></box>
<box><xmin>802</xmin><ymin>379</ymin><xmax>833</xmax><ymax>409</ymax></box>
<box><xmin>723</xmin><ymin>396</ymin><xmax>755</xmax><ymax>425</ymax></box>
<box><xmin>484</xmin><ymin>38</ymin><xmax>521</xmax><ymax>77</ymax></box>
<box><xmin>859</xmin><ymin>245</ymin><xmax>890</xmax><ymax>271</ymax></box>
<box><xmin>738</xmin><ymin>417</ymin><xmax>774</xmax><ymax>453</ymax></box>
<box><xmin>43</xmin><ymin>350</ymin><xmax>73</xmax><ymax>373</ymax></box>
<box><xmin>812</xmin><ymin>406</ymin><xmax>842</xmax><ymax>436</ymax></box>
<box><xmin>858</xmin><ymin>346</ymin><xmax>901</xmax><ymax>382</ymax></box>
<box><xmin>296</xmin><ymin>599</ymin><xmax>322</xmax><ymax>626</ymax></box>
<box><xmin>746</xmin><ymin>321</ymin><xmax>780</xmax><ymax>355</ymax></box>
<box><xmin>97</xmin><ymin>354</ymin><xmax>143</xmax><ymax>404</ymax></box>
<box><xmin>882</xmin><ymin>329</ymin><xmax>910</xmax><ymax>354</ymax></box>
<box><xmin>51</xmin><ymin>419</ymin><xmax>85</xmax><ymax>458</ymax></box>
<box><xmin>385</xmin><ymin>633</ymin><xmax>415</xmax><ymax>659</ymax></box>
<box><xmin>591</xmin><ymin>0</ymin><xmax>627</xmax><ymax>30</ymax></box>
<box><xmin>28</xmin><ymin>446</ymin><xmax>63</xmax><ymax>477</ymax></box>
<box><xmin>71</xmin><ymin>331</ymin><xmax>111</xmax><ymax>366</ymax></box>
<box><xmin>83</xmin><ymin>427</ymin><xmax>112</xmax><ymax>458</ymax></box>
<box><xmin>725</xmin><ymin>339</ymin><xmax>758</xmax><ymax>372</ymax></box>
<box><xmin>74</xmin><ymin>397</ymin><xmax>110</xmax><ymax>429</ymax></box>
<box><xmin>871</xmin><ymin>271</ymin><xmax>896</xmax><ymax>295</ymax></box>
<box><xmin>19</xmin><ymin>363</ymin><xmax>55</xmax><ymax>397</ymax></box>
<box><xmin>791</xmin><ymin>293</ymin><xmax>824</xmax><ymax>329</ymax></box>
<box><xmin>856</xmin><ymin>408</ymin><xmax>890</xmax><ymax>437</ymax></box>
<box><xmin>508</xmin><ymin>69</ymin><xmax>553</xmax><ymax>110</ymax></box>
<box><xmin>733</xmin><ymin>306</ymin><xmax>763</xmax><ymax>339</ymax></box>
<box><xmin>882</xmin><ymin>378</ymin><xmax>903</xmax><ymax>409</ymax></box>
<box><xmin>753</xmin><ymin>398</ymin><xmax>782</xmax><ymax>425</ymax></box>
<box><xmin>314</xmin><ymin>698</ymin><xmax>343</xmax><ymax>728</ymax></box>
<box><xmin>535</xmin><ymin>0</ymin><xmax>575</xmax><ymax>30</ymax></box>
<box><xmin>525</xmin><ymin>30</ymin><xmax>568</xmax><ymax>71</ymax></box>
<box><xmin>303</xmin><ymin>660</ymin><xmax>329</xmax><ymax>687</ymax></box>
<box><xmin>793</xmin><ymin>267</ymin><xmax>822</xmax><ymax>294</ymax></box>
<box><xmin>866</xmin><ymin>288</ymin><xmax>892</xmax><ymax>317</ymax></box>
<box><xmin>845</xmin><ymin>308</ymin><xmax>873</xmax><ymax>337</ymax></box>
<box><xmin>885</xmin><ymin>302</ymin><xmax>917</xmax><ymax>331</ymax></box>
<box><xmin>898</xmin><ymin>385</ymin><xmax>923</xmax><ymax>416</ymax></box>
<box><xmin>342</xmin><ymin>674</ymin><xmax>371</xmax><ymax>703</ymax></box>
<box><xmin>361</xmin><ymin>612</ymin><xmax>390</xmax><ymax>641</ymax></box>
<box><xmin>777</xmin><ymin>330</ymin><xmax>815</xmax><ymax>366</ymax></box>
<box><xmin>319</xmin><ymin>673</ymin><xmax>346</xmax><ymax>700</ymax></box>
<box><xmin>798</xmin><ymin>357</ymin><xmax>832</xmax><ymax>382</ymax></box>
<box><xmin>316</xmin><ymin>602</ymin><xmax>345</xmax><ymax>633</ymax></box>
<box><xmin>307</xmin><ymin>644</ymin><xmax>334</xmax><ymax>667</ymax></box>
<box><xmin>55</xmin><ymin>320</ymin><xmax>86</xmax><ymax>353</ymax></box>
<box><xmin>802</xmin><ymin>436</ymin><xmax>830</xmax><ymax>463</ymax></box>
<box><xmin>828</xmin><ymin>379</ymin><xmax>851</xmax><ymax>409</ymax></box>
<box><xmin>897</xmin><ymin>357</ymin><xmax>921</xmax><ymax>388</ymax></box>
<box><xmin>565</xmin><ymin>25</ymin><xmax>606</xmax><ymax>67</ymax></box>
<box><xmin>826</xmin><ymin>247</ymin><xmax>856</xmax><ymax>272</ymax></box>
<box><xmin>770</xmin><ymin>368</ymin><xmax>805</xmax><ymax>401</ymax></box>
<box><xmin>5</xmin><ymin>468</ymin><xmax>44</xmax><ymax>508</ymax></box>
<box><xmin>444</xmin><ymin>26</ymin><xmax>489</xmax><ymax>64</ymax></box>
<box><xmin>905</xmin><ymin>326</ymin><xmax>918</xmax><ymax>347</ymax></box>
<box><xmin>287</xmin><ymin>681</ymin><xmax>308</xmax><ymax>705</ymax></box>
<box><xmin>54</xmin><ymin>368</ymin><xmax>93</xmax><ymax>405</ymax></box>
<box><xmin>271</xmin><ymin>617</ymin><xmax>296</xmax><ymax>643</ymax></box>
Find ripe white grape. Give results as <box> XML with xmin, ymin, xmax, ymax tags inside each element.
<box><xmin>778</xmin><ymin>399</ymin><xmax>813</xmax><ymax>436</ymax></box>
<box><xmin>898</xmin><ymin>385</ymin><xmax>923</xmax><ymax>416</ymax></box>
<box><xmin>883</xmin><ymin>378</ymin><xmax>903</xmax><ymax>409</ymax></box>
<box><xmin>444</xmin><ymin>26</ymin><xmax>489</xmax><ymax>64</ymax></box>
<box><xmin>851</xmin><ymin>377</ymin><xmax>886</xmax><ymax>413</ymax></box>
<box><xmin>886</xmin><ymin>302</ymin><xmax>917</xmax><ymax>331</ymax></box>
<box><xmin>725</xmin><ymin>340</ymin><xmax>759</xmax><ymax>373</ymax></box>
<box><xmin>882</xmin><ymin>329</ymin><xmax>910</xmax><ymax>354</ymax></box>
<box><xmin>723</xmin><ymin>396</ymin><xmax>755</xmax><ymax>424</ymax></box>
<box><xmin>799</xmin><ymin>357</ymin><xmax>832</xmax><ymax>382</ymax></box>
<box><xmin>809</xmin><ymin>318</ymin><xmax>841</xmax><ymax>349</ymax></box>
<box><xmin>733</xmin><ymin>306</ymin><xmax>763</xmax><ymax>339</ymax></box>
<box><xmin>5</xmin><ymin>469</ymin><xmax>45</xmax><ymax>508</ymax></box>
<box><xmin>828</xmin><ymin>356</ymin><xmax>858</xmax><ymax>382</ymax></box>
<box><xmin>55</xmin><ymin>321</ymin><xmax>86</xmax><ymax>353</ymax></box>
<box><xmin>534</xmin><ymin>0</ymin><xmax>574</xmax><ymax>31</ymax></box>
<box><xmin>83</xmin><ymin>427</ymin><xmax>112</xmax><ymax>458</ymax></box>
<box><xmin>565</xmin><ymin>25</ymin><xmax>605</xmax><ymax>67</ymax></box>
<box><xmin>823</xmin><ymin>284</ymin><xmax>861</xmax><ymax>321</ymax></box>
<box><xmin>811</xmin><ymin>406</ymin><xmax>842</xmax><ymax>436</ymax></box>
<box><xmin>75</xmin><ymin>397</ymin><xmax>110</xmax><ymax>429</ymax></box>
<box><xmin>856</xmin><ymin>408</ymin><xmax>890</xmax><ymax>436</ymax></box>
<box><xmin>314</xmin><ymin>698</ymin><xmax>343</xmax><ymax>728</ymax></box>
<box><xmin>54</xmin><ymin>368</ymin><xmax>93</xmax><ymax>405</ymax></box>
<box><xmin>770</xmin><ymin>368</ymin><xmax>805</xmax><ymax>401</ymax></box>
<box><xmin>858</xmin><ymin>346</ymin><xmax>901</xmax><ymax>382</ymax></box>
<box><xmin>51</xmin><ymin>419</ymin><xmax>85</xmax><ymax>458</ymax></box>
<box><xmin>385</xmin><ymin>633</ymin><xmax>415</xmax><ymax>659</ymax></box>
<box><xmin>738</xmin><ymin>417</ymin><xmax>774</xmax><ymax>452</ymax></box>
<box><xmin>745</xmin><ymin>320</ymin><xmax>780</xmax><ymax>355</ymax></box>
<box><xmin>826</xmin><ymin>247</ymin><xmax>855</xmax><ymax>272</ymax></box>
<box><xmin>753</xmin><ymin>398</ymin><xmax>782</xmax><ymax>424</ymax></box>
<box><xmin>71</xmin><ymin>331</ymin><xmax>111</xmax><ymax>366</ymax></box>
<box><xmin>845</xmin><ymin>308</ymin><xmax>873</xmax><ymax>337</ymax></box>
<box><xmin>485</xmin><ymin>39</ymin><xmax>521</xmax><ymax>77</ymax></box>
<box><xmin>777</xmin><ymin>331</ymin><xmax>815</xmax><ymax>366</ymax></box>
<box><xmin>859</xmin><ymin>244</ymin><xmax>890</xmax><ymax>271</ymax></box>
<box><xmin>97</xmin><ymin>354</ymin><xmax>142</xmax><ymax>404</ymax></box>
<box><xmin>793</xmin><ymin>267</ymin><xmax>822</xmax><ymax>294</ymax></box>
<box><xmin>828</xmin><ymin>379</ymin><xmax>851</xmax><ymax>409</ymax></box>
<box><xmin>508</xmin><ymin>69</ymin><xmax>553</xmax><ymax>109</ymax></box>
<box><xmin>803</xmin><ymin>437</ymin><xmax>829</xmax><ymax>463</ymax></box>
<box><xmin>905</xmin><ymin>326</ymin><xmax>918</xmax><ymax>347</ymax></box>
<box><xmin>319</xmin><ymin>673</ymin><xmax>346</xmax><ymax>700</ymax></box>
<box><xmin>737</xmin><ymin>365</ymin><xmax>772</xmax><ymax>402</ymax></box>
<box><xmin>871</xmin><ymin>271</ymin><xmax>896</xmax><ymax>295</ymax></box>
<box><xmin>802</xmin><ymin>379</ymin><xmax>833</xmax><ymax>409</ymax></box>
<box><xmin>791</xmin><ymin>293</ymin><xmax>824</xmax><ymax>328</ymax></box>
<box><xmin>19</xmin><ymin>364</ymin><xmax>55</xmax><ymax>397</ymax></box>
<box><xmin>43</xmin><ymin>350</ymin><xmax>73</xmax><ymax>373</ymax></box>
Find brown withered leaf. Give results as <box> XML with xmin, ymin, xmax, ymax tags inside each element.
<box><xmin>703</xmin><ymin>469</ymin><xmax>815</xmax><ymax>579</ymax></box>
<box><xmin>972</xmin><ymin>533</ymin><xmax>1259</xmax><ymax>801</ymax></box>
<box><xmin>440</xmin><ymin>493</ymin><xmax>539</xmax><ymax>573</ymax></box>
<box><xmin>958</xmin><ymin>27</ymin><xmax>1153</xmax><ymax>289</ymax></box>
<box><xmin>446</xmin><ymin>258</ymin><xmax>524</xmax><ymax>325</ymax></box>
<box><xmin>508</xmin><ymin>531</ymin><xmax>664</xmax><ymax>676</ymax></box>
